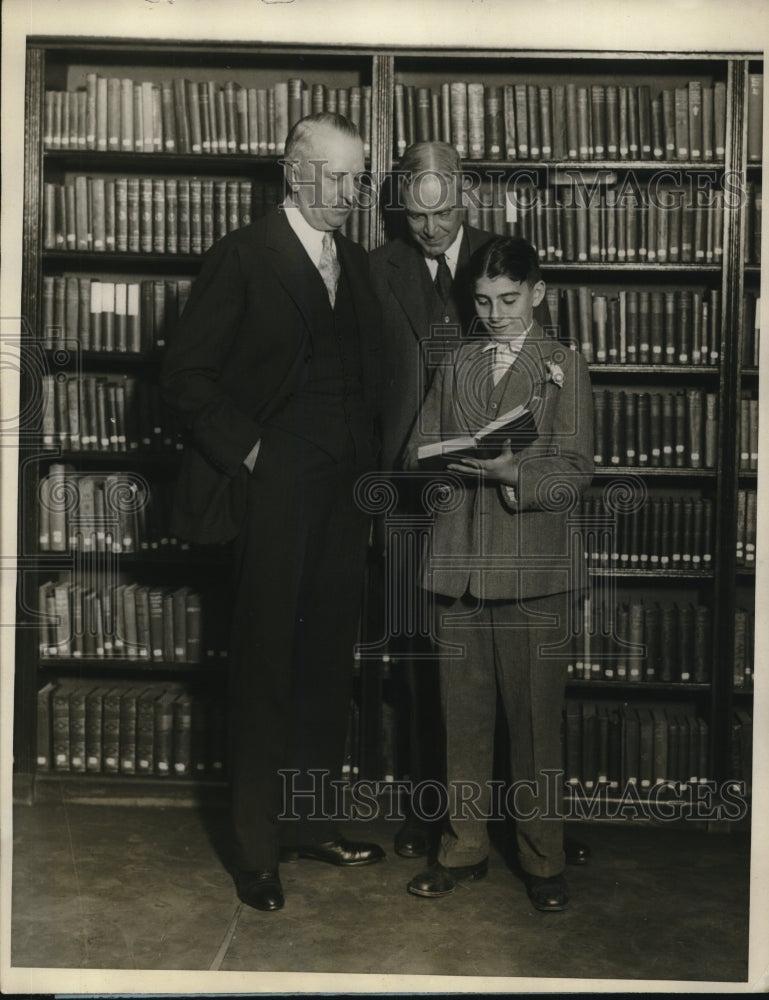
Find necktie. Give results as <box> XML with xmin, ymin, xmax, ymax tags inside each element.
<box><xmin>490</xmin><ymin>342</ymin><xmax>521</xmax><ymax>385</ymax></box>
<box><xmin>434</xmin><ymin>253</ymin><xmax>453</xmax><ymax>302</ymax></box>
<box><xmin>318</xmin><ymin>231</ymin><xmax>341</xmax><ymax>308</ymax></box>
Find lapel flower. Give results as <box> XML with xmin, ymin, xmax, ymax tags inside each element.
<box><xmin>545</xmin><ymin>359</ymin><xmax>565</xmax><ymax>388</ymax></box>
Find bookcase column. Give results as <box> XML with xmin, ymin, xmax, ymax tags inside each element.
<box><xmin>370</xmin><ymin>55</ymin><xmax>394</xmax><ymax>250</ymax></box>
<box><xmin>713</xmin><ymin>58</ymin><xmax>748</xmax><ymax>782</ymax></box>
<box><xmin>23</xmin><ymin>48</ymin><xmax>45</xmax><ymax>337</ymax></box>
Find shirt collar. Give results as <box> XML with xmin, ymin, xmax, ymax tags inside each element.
<box><xmin>282</xmin><ymin>197</ymin><xmax>331</xmax><ymax>268</ymax></box>
<box><xmin>424</xmin><ymin>225</ymin><xmax>465</xmax><ymax>276</ymax></box>
<box><xmin>481</xmin><ymin>321</ymin><xmax>533</xmax><ymax>354</ymax></box>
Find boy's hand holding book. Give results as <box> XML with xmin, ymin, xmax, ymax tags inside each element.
<box><xmin>416</xmin><ymin>404</ymin><xmax>537</xmax><ymax>484</ymax></box>
<box><xmin>446</xmin><ymin>438</ymin><xmax>520</xmax><ymax>485</ymax></box>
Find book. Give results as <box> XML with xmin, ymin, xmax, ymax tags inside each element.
<box><xmin>36</xmin><ymin>681</ymin><xmax>56</xmax><ymax>769</ymax></box>
<box><xmin>417</xmin><ymin>404</ymin><xmax>538</xmax><ymax>470</ymax></box>
<box><xmin>747</xmin><ymin>73</ymin><xmax>763</xmax><ymax>163</ymax></box>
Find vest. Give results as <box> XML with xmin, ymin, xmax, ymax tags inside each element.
<box><xmin>268</xmin><ymin>264</ymin><xmax>375</xmax><ymax>466</ymax></box>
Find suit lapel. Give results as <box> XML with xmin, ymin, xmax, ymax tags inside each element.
<box><xmin>262</xmin><ymin>209</ymin><xmax>331</xmax><ymax>335</ymax></box>
<box><xmin>385</xmin><ymin>239</ymin><xmax>432</xmax><ymax>341</ymax></box>
<box><xmin>493</xmin><ymin>326</ymin><xmax>554</xmax><ymax>423</ymax></box>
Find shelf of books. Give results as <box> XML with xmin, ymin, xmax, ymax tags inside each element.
<box><xmin>16</xmin><ymin>40</ymin><xmax>387</xmax><ymax>803</ymax></box>
<box><xmin>365</xmin><ymin>50</ymin><xmax>761</xmax><ymax>809</ymax></box>
<box><xmin>15</xmin><ymin>41</ymin><xmax>761</xmax><ymax>812</ymax></box>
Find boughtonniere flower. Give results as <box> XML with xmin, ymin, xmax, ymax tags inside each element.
<box><xmin>546</xmin><ymin>359</ymin><xmax>565</xmax><ymax>388</ymax></box>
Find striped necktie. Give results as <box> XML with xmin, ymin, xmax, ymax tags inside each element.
<box><xmin>318</xmin><ymin>231</ymin><xmax>341</xmax><ymax>307</ymax></box>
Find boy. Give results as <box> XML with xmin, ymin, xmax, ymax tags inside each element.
<box><xmin>405</xmin><ymin>236</ymin><xmax>594</xmax><ymax>911</ymax></box>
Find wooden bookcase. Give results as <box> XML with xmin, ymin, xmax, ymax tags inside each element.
<box><xmin>15</xmin><ymin>40</ymin><xmax>760</xmax><ymax>809</ymax></box>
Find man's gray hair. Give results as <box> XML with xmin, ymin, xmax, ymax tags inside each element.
<box><xmin>397</xmin><ymin>141</ymin><xmax>464</xmax><ymax>207</ymax></box>
<box><xmin>284</xmin><ymin>112</ymin><xmax>362</xmax><ymax>164</ymax></box>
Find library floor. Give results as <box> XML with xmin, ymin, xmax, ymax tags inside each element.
<box><xmin>11</xmin><ymin>800</ymin><xmax>750</xmax><ymax>985</ymax></box>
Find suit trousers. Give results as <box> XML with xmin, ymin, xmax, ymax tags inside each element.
<box><xmin>434</xmin><ymin>589</ymin><xmax>570</xmax><ymax>878</ymax></box>
<box><xmin>385</xmin><ymin>479</ymin><xmax>444</xmax><ymax>817</ymax></box>
<box><xmin>228</xmin><ymin>424</ymin><xmax>371</xmax><ymax>871</ymax></box>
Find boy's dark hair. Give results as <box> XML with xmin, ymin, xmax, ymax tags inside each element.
<box><xmin>469</xmin><ymin>235</ymin><xmax>543</xmax><ymax>288</ymax></box>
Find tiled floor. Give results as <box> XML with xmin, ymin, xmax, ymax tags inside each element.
<box><xmin>10</xmin><ymin>799</ymin><xmax>751</xmax><ymax>986</ymax></box>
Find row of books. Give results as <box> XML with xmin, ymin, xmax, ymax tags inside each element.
<box><xmin>393</xmin><ymin>79</ymin><xmax>734</xmax><ymax>163</ymax></box>
<box><xmin>42</xmin><ymin>176</ymin><xmax>369</xmax><ymax>254</ymax></box>
<box><xmin>729</xmin><ymin>708</ymin><xmax>753</xmax><ymax>794</ymax></box>
<box><xmin>592</xmin><ymin>389</ymin><xmax>719</xmax><ymax>469</ymax></box>
<box><xmin>43</xmin><ymin>76</ymin><xmax>372</xmax><ymax>156</ymax></box>
<box><xmin>742</xmin><ymin>292</ymin><xmax>761</xmax><ymax>368</ymax></box>
<box><xmin>37</xmin><ymin>680</ymin><xmax>226</xmax><ymax>776</ymax></box>
<box><xmin>40</xmin><ymin>174</ymin><xmax>752</xmax><ymax>266</ymax></box>
<box><xmin>37</xmin><ymin>576</ymin><xmax>229</xmax><ymax>662</ymax></box>
<box><xmin>735</xmin><ymin>490</ymin><xmax>758</xmax><ymax>568</ymax></box>
<box><xmin>41</xmin><ymin>376</ymin><xmax>182</xmax><ymax>453</ymax></box>
<box><xmin>737</xmin><ymin>393</ymin><xmax>760</xmax><ymax>472</ymax></box>
<box><xmin>562</xmin><ymin>701</ymin><xmax>710</xmax><ymax>789</ymax></box>
<box><xmin>38</xmin><ymin>679</ymin><xmax>370</xmax><ymax>784</ymax></box>
<box><xmin>565</xmin><ymin>598</ymin><xmax>711</xmax><ymax>683</ymax></box>
<box><xmin>42</xmin><ymin>276</ymin><xmax>192</xmax><ymax>353</ymax></box>
<box><xmin>42</xmin><ymin>72</ymin><xmax>764</xmax><ymax>168</ymax></box>
<box><xmin>465</xmin><ymin>179</ymin><xmax>727</xmax><ymax>264</ymax></box>
<box><xmin>38</xmin><ymin>466</ymin><xmax>182</xmax><ymax>554</ymax></box>
<box><xmin>39</xmin><ymin>580</ymin><xmax>204</xmax><ymax>661</ymax></box>
<box><xmin>733</xmin><ymin>608</ymin><xmax>755</xmax><ymax>691</ymax></box>
<box><xmin>578</xmin><ymin>494</ymin><xmax>714</xmax><ymax>567</ymax></box>
<box><xmin>41</xmin><ymin>273</ymin><xmax>732</xmax><ymax>368</ymax></box>
<box><xmin>548</xmin><ymin>287</ymin><xmax>722</xmax><ymax>366</ymax></box>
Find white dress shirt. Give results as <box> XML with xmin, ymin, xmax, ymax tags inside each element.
<box><xmin>481</xmin><ymin>322</ymin><xmax>533</xmax><ymax>384</ymax></box>
<box><xmin>282</xmin><ymin>196</ymin><xmax>336</xmax><ymax>270</ymax></box>
<box><xmin>423</xmin><ymin>226</ymin><xmax>464</xmax><ymax>280</ymax></box>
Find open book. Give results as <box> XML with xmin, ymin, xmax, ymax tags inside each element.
<box><xmin>417</xmin><ymin>404</ymin><xmax>538</xmax><ymax>470</ymax></box>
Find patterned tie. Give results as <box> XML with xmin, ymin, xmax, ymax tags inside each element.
<box><xmin>434</xmin><ymin>253</ymin><xmax>453</xmax><ymax>302</ymax></box>
<box><xmin>318</xmin><ymin>231</ymin><xmax>341</xmax><ymax>308</ymax></box>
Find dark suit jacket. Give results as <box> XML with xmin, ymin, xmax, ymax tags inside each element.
<box><xmin>370</xmin><ymin>225</ymin><xmax>493</xmax><ymax>470</ymax></box>
<box><xmin>407</xmin><ymin>322</ymin><xmax>594</xmax><ymax>601</ymax></box>
<box><xmin>161</xmin><ymin>208</ymin><xmax>383</xmax><ymax>544</ymax></box>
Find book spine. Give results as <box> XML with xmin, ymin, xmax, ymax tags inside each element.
<box><xmin>747</xmin><ymin>73</ymin><xmax>764</xmax><ymax>163</ymax></box>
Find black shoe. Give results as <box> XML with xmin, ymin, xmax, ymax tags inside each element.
<box><xmin>394</xmin><ymin>820</ymin><xmax>434</xmax><ymax>859</ymax></box>
<box><xmin>525</xmin><ymin>873</ymin><xmax>569</xmax><ymax>912</ymax></box>
<box><xmin>236</xmin><ymin>869</ymin><xmax>284</xmax><ymax>912</ymax></box>
<box><xmin>564</xmin><ymin>837</ymin><xmax>591</xmax><ymax>866</ymax></box>
<box><xmin>280</xmin><ymin>837</ymin><xmax>385</xmax><ymax>867</ymax></box>
<box><xmin>407</xmin><ymin>859</ymin><xmax>488</xmax><ymax>898</ymax></box>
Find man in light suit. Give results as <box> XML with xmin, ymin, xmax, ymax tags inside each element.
<box><xmin>404</xmin><ymin>236</ymin><xmax>594</xmax><ymax>911</ymax></box>
<box><xmin>161</xmin><ymin>113</ymin><xmax>384</xmax><ymax>912</ymax></box>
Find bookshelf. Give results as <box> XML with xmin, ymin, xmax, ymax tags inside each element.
<box><xmin>369</xmin><ymin>49</ymin><xmax>760</xmax><ymax>800</ymax></box>
<box><xmin>16</xmin><ymin>40</ymin><xmax>388</xmax><ymax>802</ymax></box>
<box><xmin>15</xmin><ymin>40</ymin><xmax>760</xmax><ymax>808</ymax></box>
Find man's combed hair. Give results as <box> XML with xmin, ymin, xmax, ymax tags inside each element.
<box><xmin>469</xmin><ymin>235</ymin><xmax>543</xmax><ymax>287</ymax></box>
<box><xmin>395</xmin><ymin>140</ymin><xmax>464</xmax><ymax>208</ymax></box>
<box><xmin>284</xmin><ymin>112</ymin><xmax>362</xmax><ymax>162</ymax></box>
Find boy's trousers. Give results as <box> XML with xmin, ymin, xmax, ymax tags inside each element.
<box><xmin>433</xmin><ymin>588</ymin><xmax>571</xmax><ymax>878</ymax></box>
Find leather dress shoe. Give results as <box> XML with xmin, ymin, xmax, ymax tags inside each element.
<box><xmin>394</xmin><ymin>820</ymin><xmax>434</xmax><ymax>859</ymax></box>
<box><xmin>564</xmin><ymin>837</ymin><xmax>591</xmax><ymax>866</ymax></box>
<box><xmin>407</xmin><ymin>859</ymin><xmax>488</xmax><ymax>898</ymax></box>
<box><xmin>236</xmin><ymin>869</ymin><xmax>284</xmax><ymax>912</ymax></box>
<box><xmin>526</xmin><ymin>873</ymin><xmax>569</xmax><ymax>912</ymax></box>
<box><xmin>280</xmin><ymin>837</ymin><xmax>385</xmax><ymax>867</ymax></box>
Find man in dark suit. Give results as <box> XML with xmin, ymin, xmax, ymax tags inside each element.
<box><xmin>161</xmin><ymin>113</ymin><xmax>384</xmax><ymax>913</ymax></box>
<box><xmin>369</xmin><ymin>142</ymin><xmax>495</xmax><ymax>858</ymax></box>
